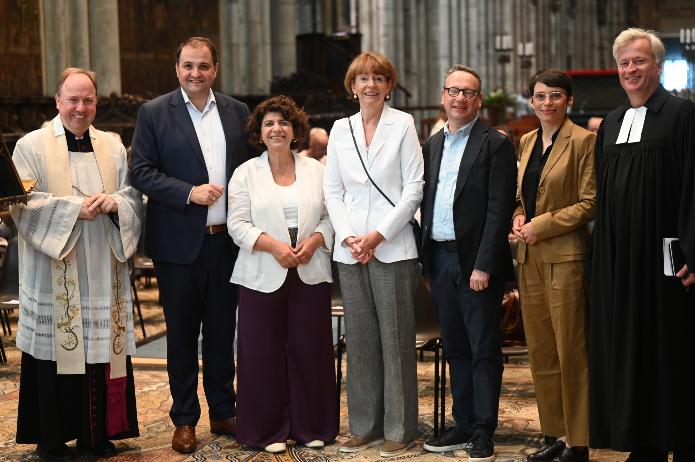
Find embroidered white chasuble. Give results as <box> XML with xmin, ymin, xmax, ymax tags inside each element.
<box><xmin>10</xmin><ymin>116</ymin><xmax>142</xmax><ymax>376</ymax></box>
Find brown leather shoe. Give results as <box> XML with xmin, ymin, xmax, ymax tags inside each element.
<box><xmin>210</xmin><ymin>417</ymin><xmax>236</xmax><ymax>436</ymax></box>
<box><xmin>172</xmin><ymin>425</ymin><xmax>196</xmax><ymax>454</ymax></box>
<box><xmin>339</xmin><ymin>436</ymin><xmax>385</xmax><ymax>453</ymax></box>
<box><xmin>380</xmin><ymin>440</ymin><xmax>415</xmax><ymax>458</ymax></box>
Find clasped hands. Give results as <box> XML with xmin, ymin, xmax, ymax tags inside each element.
<box><xmin>79</xmin><ymin>193</ymin><xmax>118</xmax><ymax>220</ymax></box>
<box><xmin>271</xmin><ymin>233</ymin><xmax>324</xmax><ymax>268</ymax></box>
<box><xmin>512</xmin><ymin>215</ymin><xmax>695</xmax><ymax>288</ymax></box>
<box><xmin>344</xmin><ymin>230</ymin><xmax>385</xmax><ymax>264</ymax></box>
<box><xmin>512</xmin><ymin>215</ymin><xmax>538</xmax><ymax>245</ymax></box>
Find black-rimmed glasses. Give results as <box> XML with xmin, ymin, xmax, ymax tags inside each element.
<box><xmin>444</xmin><ymin>87</ymin><xmax>481</xmax><ymax>99</ymax></box>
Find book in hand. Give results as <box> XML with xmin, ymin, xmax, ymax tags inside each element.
<box><xmin>663</xmin><ymin>238</ymin><xmax>686</xmax><ymax>277</ymax></box>
<box><xmin>1</xmin><ymin>141</ymin><xmax>37</xmax><ymax>211</ymax></box>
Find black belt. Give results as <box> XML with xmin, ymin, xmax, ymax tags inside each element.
<box><xmin>432</xmin><ymin>240</ymin><xmax>457</xmax><ymax>252</ymax></box>
<box><xmin>288</xmin><ymin>227</ymin><xmax>298</xmax><ymax>247</ymax></box>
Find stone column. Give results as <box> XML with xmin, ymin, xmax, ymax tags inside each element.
<box><xmin>40</xmin><ymin>0</ymin><xmax>90</xmax><ymax>95</ymax></box>
<box><xmin>248</xmin><ymin>0</ymin><xmax>272</xmax><ymax>94</ymax></box>
<box><xmin>220</xmin><ymin>0</ymin><xmax>271</xmax><ymax>95</ymax></box>
<box><xmin>40</xmin><ymin>0</ymin><xmax>121</xmax><ymax>96</ymax></box>
<box><xmin>219</xmin><ymin>0</ymin><xmax>244</xmax><ymax>94</ymax></box>
<box><xmin>88</xmin><ymin>0</ymin><xmax>121</xmax><ymax>96</ymax></box>
<box><xmin>66</xmin><ymin>0</ymin><xmax>90</xmax><ymax>68</ymax></box>
<box><xmin>271</xmin><ymin>0</ymin><xmax>297</xmax><ymax>78</ymax></box>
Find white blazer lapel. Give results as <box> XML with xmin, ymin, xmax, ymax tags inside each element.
<box><xmin>255</xmin><ymin>152</ymin><xmax>288</xmax><ymax>231</ymax></box>
<box><xmin>350</xmin><ymin>112</ymin><xmax>369</xmax><ymax>162</ymax></box>
<box><xmin>294</xmin><ymin>153</ymin><xmax>310</xmax><ymax>237</ymax></box>
<box><xmin>366</xmin><ymin>104</ymin><xmax>395</xmax><ymax>168</ymax></box>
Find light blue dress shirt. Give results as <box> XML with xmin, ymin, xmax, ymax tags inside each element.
<box><xmin>431</xmin><ymin>118</ymin><xmax>477</xmax><ymax>241</ymax></box>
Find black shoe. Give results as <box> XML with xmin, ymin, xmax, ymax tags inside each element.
<box><xmin>37</xmin><ymin>444</ymin><xmax>74</xmax><ymax>462</ymax></box>
<box><xmin>468</xmin><ymin>434</ymin><xmax>495</xmax><ymax>462</ymax></box>
<box><xmin>626</xmin><ymin>449</ymin><xmax>669</xmax><ymax>462</ymax></box>
<box><xmin>77</xmin><ymin>440</ymin><xmax>117</xmax><ymax>457</ymax></box>
<box><xmin>92</xmin><ymin>441</ymin><xmax>117</xmax><ymax>457</ymax></box>
<box><xmin>557</xmin><ymin>446</ymin><xmax>589</xmax><ymax>462</ymax></box>
<box><xmin>527</xmin><ymin>438</ymin><xmax>566</xmax><ymax>461</ymax></box>
<box><xmin>423</xmin><ymin>427</ymin><xmax>472</xmax><ymax>452</ymax></box>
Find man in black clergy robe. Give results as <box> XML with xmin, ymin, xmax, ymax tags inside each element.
<box><xmin>589</xmin><ymin>28</ymin><xmax>695</xmax><ymax>462</ymax></box>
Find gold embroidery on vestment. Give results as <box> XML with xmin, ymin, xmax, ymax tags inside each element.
<box><xmin>55</xmin><ymin>259</ymin><xmax>80</xmax><ymax>351</ymax></box>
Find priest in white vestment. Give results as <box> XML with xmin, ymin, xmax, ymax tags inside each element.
<box><xmin>10</xmin><ymin>68</ymin><xmax>142</xmax><ymax>461</ymax></box>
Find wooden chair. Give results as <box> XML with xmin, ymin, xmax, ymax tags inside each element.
<box><xmin>0</xmin><ymin>237</ymin><xmax>19</xmax><ymax>363</ymax></box>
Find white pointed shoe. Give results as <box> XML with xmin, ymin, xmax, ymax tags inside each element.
<box><xmin>305</xmin><ymin>440</ymin><xmax>325</xmax><ymax>449</ymax></box>
<box><xmin>264</xmin><ymin>442</ymin><xmax>287</xmax><ymax>453</ymax></box>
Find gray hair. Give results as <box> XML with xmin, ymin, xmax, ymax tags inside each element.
<box><xmin>612</xmin><ymin>28</ymin><xmax>665</xmax><ymax>66</ymax></box>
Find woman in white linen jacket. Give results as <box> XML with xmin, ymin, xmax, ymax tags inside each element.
<box><xmin>227</xmin><ymin>96</ymin><xmax>337</xmax><ymax>454</ymax></box>
<box><xmin>324</xmin><ymin>52</ymin><xmax>424</xmax><ymax>458</ymax></box>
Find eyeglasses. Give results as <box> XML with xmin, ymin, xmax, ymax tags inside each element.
<box><xmin>444</xmin><ymin>87</ymin><xmax>481</xmax><ymax>99</ymax></box>
<box><xmin>532</xmin><ymin>91</ymin><xmax>566</xmax><ymax>102</ymax></box>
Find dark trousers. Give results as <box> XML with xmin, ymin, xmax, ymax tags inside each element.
<box><xmin>235</xmin><ymin>269</ymin><xmax>338</xmax><ymax>448</ymax></box>
<box><xmin>430</xmin><ymin>244</ymin><xmax>504</xmax><ymax>437</ymax></box>
<box><xmin>154</xmin><ymin>233</ymin><xmax>237</xmax><ymax>426</ymax></box>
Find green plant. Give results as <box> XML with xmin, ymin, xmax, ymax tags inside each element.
<box><xmin>483</xmin><ymin>88</ymin><xmax>515</xmax><ymax>108</ymax></box>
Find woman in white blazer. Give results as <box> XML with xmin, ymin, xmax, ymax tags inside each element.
<box><xmin>227</xmin><ymin>96</ymin><xmax>337</xmax><ymax>453</ymax></box>
<box><xmin>324</xmin><ymin>52</ymin><xmax>424</xmax><ymax>458</ymax></box>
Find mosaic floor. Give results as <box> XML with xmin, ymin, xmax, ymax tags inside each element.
<box><xmin>0</xmin><ymin>282</ymin><xmax>630</xmax><ymax>461</ymax></box>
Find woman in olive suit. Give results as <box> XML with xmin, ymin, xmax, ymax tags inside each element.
<box><xmin>512</xmin><ymin>68</ymin><xmax>596</xmax><ymax>462</ymax></box>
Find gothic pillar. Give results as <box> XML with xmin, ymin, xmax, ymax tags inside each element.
<box><xmin>40</xmin><ymin>0</ymin><xmax>90</xmax><ymax>95</ymax></box>
<box><xmin>220</xmin><ymin>0</ymin><xmax>271</xmax><ymax>95</ymax></box>
<box><xmin>40</xmin><ymin>0</ymin><xmax>121</xmax><ymax>96</ymax></box>
<box><xmin>271</xmin><ymin>0</ymin><xmax>297</xmax><ymax>78</ymax></box>
<box><xmin>88</xmin><ymin>0</ymin><xmax>121</xmax><ymax>95</ymax></box>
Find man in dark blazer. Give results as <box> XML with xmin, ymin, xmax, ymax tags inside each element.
<box><xmin>129</xmin><ymin>37</ymin><xmax>249</xmax><ymax>454</ymax></box>
<box><xmin>421</xmin><ymin>65</ymin><xmax>517</xmax><ymax>462</ymax></box>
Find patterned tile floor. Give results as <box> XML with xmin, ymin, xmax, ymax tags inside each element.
<box><xmin>0</xmin><ymin>282</ymin><xmax>630</xmax><ymax>461</ymax></box>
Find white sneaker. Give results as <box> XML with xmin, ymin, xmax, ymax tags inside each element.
<box><xmin>264</xmin><ymin>442</ymin><xmax>287</xmax><ymax>453</ymax></box>
<box><xmin>305</xmin><ymin>440</ymin><xmax>324</xmax><ymax>449</ymax></box>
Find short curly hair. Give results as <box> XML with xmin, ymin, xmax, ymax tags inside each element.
<box><xmin>246</xmin><ymin>95</ymin><xmax>310</xmax><ymax>150</ymax></box>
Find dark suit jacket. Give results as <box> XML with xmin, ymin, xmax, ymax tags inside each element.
<box><xmin>129</xmin><ymin>88</ymin><xmax>250</xmax><ymax>264</ymax></box>
<box><xmin>421</xmin><ymin>119</ymin><xmax>517</xmax><ymax>281</ymax></box>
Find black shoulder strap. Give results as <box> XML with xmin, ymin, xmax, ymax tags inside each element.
<box><xmin>347</xmin><ymin>117</ymin><xmax>395</xmax><ymax>207</ymax></box>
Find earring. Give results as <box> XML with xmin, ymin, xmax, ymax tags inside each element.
<box><xmin>385</xmin><ymin>94</ymin><xmax>391</xmax><ymax>101</ymax></box>
<box><xmin>353</xmin><ymin>94</ymin><xmax>358</xmax><ymax>100</ymax></box>
<box><xmin>260</xmin><ymin>139</ymin><xmax>264</xmax><ymax>144</ymax></box>
<box><xmin>292</xmin><ymin>138</ymin><xmax>297</xmax><ymax>143</ymax></box>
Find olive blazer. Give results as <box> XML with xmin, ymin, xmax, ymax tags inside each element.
<box><xmin>513</xmin><ymin>117</ymin><xmax>597</xmax><ymax>263</ymax></box>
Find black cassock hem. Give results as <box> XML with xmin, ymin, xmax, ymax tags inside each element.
<box><xmin>15</xmin><ymin>352</ymin><xmax>139</xmax><ymax>449</ymax></box>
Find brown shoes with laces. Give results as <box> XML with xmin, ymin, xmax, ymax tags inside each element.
<box><xmin>210</xmin><ymin>417</ymin><xmax>237</xmax><ymax>436</ymax></box>
<box><xmin>172</xmin><ymin>425</ymin><xmax>196</xmax><ymax>454</ymax></box>
<box><xmin>172</xmin><ymin>417</ymin><xmax>235</xmax><ymax>453</ymax></box>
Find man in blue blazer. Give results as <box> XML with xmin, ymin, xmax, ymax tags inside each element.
<box><xmin>420</xmin><ymin>65</ymin><xmax>517</xmax><ymax>462</ymax></box>
<box><xmin>129</xmin><ymin>36</ymin><xmax>249</xmax><ymax>454</ymax></box>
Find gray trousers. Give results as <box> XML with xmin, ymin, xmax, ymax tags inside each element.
<box><xmin>337</xmin><ymin>258</ymin><xmax>419</xmax><ymax>443</ymax></box>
